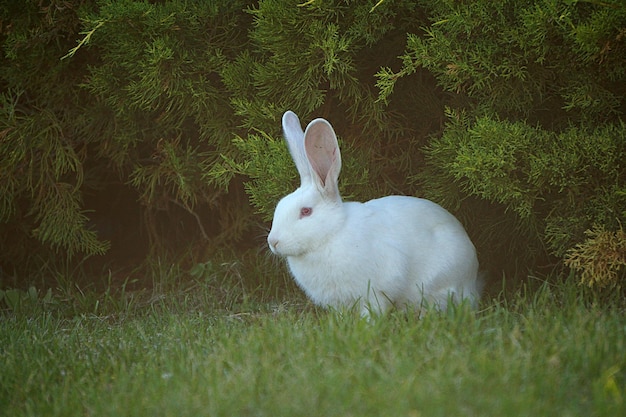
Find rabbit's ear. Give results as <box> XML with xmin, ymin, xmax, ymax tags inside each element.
<box><xmin>304</xmin><ymin>118</ymin><xmax>342</xmax><ymax>201</ymax></box>
<box><xmin>282</xmin><ymin>111</ymin><xmax>313</xmax><ymax>185</ymax></box>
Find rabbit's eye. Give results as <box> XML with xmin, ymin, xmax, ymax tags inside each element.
<box><xmin>300</xmin><ymin>207</ymin><xmax>313</xmax><ymax>218</ymax></box>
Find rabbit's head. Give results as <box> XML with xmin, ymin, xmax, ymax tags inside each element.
<box><xmin>267</xmin><ymin>111</ymin><xmax>345</xmax><ymax>257</ymax></box>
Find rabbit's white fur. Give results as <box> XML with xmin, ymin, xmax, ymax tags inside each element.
<box><xmin>268</xmin><ymin>111</ymin><xmax>480</xmax><ymax>316</ymax></box>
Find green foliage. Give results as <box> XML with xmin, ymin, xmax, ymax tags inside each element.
<box><xmin>223</xmin><ymin>131</ymin><xmax>297</xmax><ymax>221</ymax></box>
<box><xmin>378</xmin><ymin>0</ymin><xmax>626</xmax><ymax>123</ymax></box>
<box><xmin>423</xmin><ymin>114</ymin><xmax>626</xmax><ymax>279</ymax></box>
<box><xmin>0</xmin><ymin>0</ymin><xmax>253</xmax><ymax>276</ymax></box>
<box><xmin>225</xmin><ymin>0</ymin><xmax>415</xmax><ymax>128</ymax></box>
<box><xmin>77</xmin><ymin>0</ymin><xmax>251</xmax><ymax>229</ymax></box>
<box><xmin>0</xmin><ymin>0</ymin><xmax>105</xmax><ymax>264</ymax></box>
<box><xmin>2</xmin><ymin>0</ymin><xmax>625</xmax><ymax>289</ymax></box>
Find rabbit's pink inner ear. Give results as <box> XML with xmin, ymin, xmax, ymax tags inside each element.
<box><xmin>304</xmin><ymin>119</ymin><xmax>341</xmax><ymax>186</ymax></box>
<box><xmin>310</xmin><ymin>152</ymin><xmax>334</xmax><ymax>186</ymax></box>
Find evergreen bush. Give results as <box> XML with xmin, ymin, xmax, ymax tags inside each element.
<box><xmin>377</xmin><ymin>0</ymin><xmax>626</xmax><ymax>285</ymax></box>
<box><xmin>1</xmin><ymin>0</ymin><xmax>624</xmax><ymax>289</ymax></box>
<box><xmin>1</xmin><ymin>0</ymin><xmax>254</xmax><ymax>281</ymax></box>
<box><xmin>422</xmin><ymin>114</ymin><xmax>626</xmax><ymax>277</ymax></box>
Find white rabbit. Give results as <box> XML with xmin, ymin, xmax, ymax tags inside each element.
<box><xmin>267</xmin><ymin>111</ymin><xmax>481</xmax><ymax>316</ymax></box>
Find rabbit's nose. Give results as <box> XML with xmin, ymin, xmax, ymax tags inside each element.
<box><xmin>268</xmin><ymin>236</ymin><xmax>279</xmax><ymax>252</ymax></box>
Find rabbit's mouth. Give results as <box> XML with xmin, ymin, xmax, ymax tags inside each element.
<box><xmin>267</xmin><ymin>236</ymin><xmax>291</xmax><ymax>256</ymax></box>
<box><xmin>267</xmin><ymin>237</ymin><xmax>280</xmax><ymax>255</ymax></box>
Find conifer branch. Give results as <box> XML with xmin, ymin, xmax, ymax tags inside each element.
<box><xmin>61</xmin><ymin>20</ymin><xmax>106</xmax><ymax>60</ymax></box>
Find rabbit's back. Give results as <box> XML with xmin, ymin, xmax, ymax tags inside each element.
<box><xmin>361</xmin><ymin>196</ymin><xmax>479</xmax><ymax>308</ymax></box>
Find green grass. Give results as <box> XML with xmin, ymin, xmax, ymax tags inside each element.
<box><xmin>1</xmin><ymin>280</ymin><xmax>625</xmax><ymax>417</ymax></box>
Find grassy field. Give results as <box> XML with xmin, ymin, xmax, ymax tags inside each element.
<box><xmin>1</xmin><ymin>278</ymin><xmax>625</xmax><ymax>417</ymax></box>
